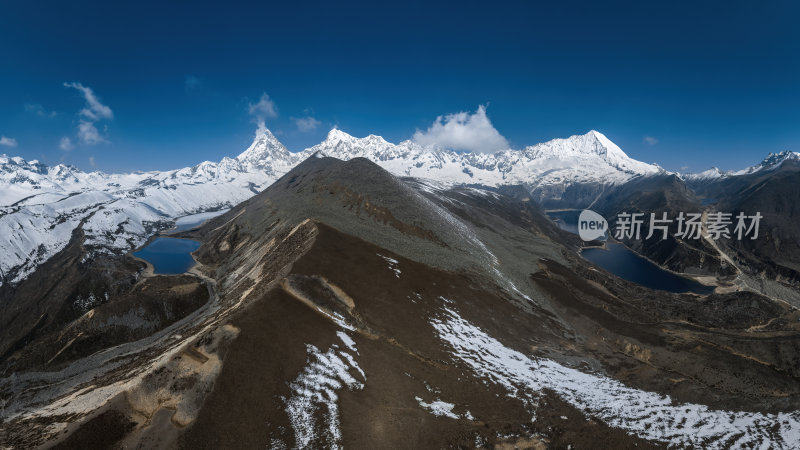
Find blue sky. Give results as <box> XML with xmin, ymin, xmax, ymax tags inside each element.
<box><xmin>1</xmin><ymin>0</ymin><xmax>798</xmax><ymax>173</ymax></box>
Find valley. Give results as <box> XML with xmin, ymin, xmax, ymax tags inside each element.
<box><xmin>0</xmin><ymin>131</ymin><xmax>798</xmax><ymax>448</ymax></box>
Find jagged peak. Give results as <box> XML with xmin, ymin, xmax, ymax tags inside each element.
<box><xmin>730</xmin><ymin>150</ymin><xmax>800</xmax><ymax>176</ymax></box>
<box><xmin>6</xmin><ymin>155</ymin><xmax>27</xmax><ymax>165</ymax></box>
<box><xmin>236</xmin><ymin>126</ymin><xmax>290</xmax><ymax>164</ymax></box>
<box><xmin>760</xmin><ymin>150</ymin><xmax>800</xmax><ymax>165</ymax></box>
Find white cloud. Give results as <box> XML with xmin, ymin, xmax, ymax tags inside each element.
<box><xmin>255</xmin><ymin>119</ymin><xmax>269</xmax><ymax>136</ymax></box>
<box><xmin>63</xmin><ymin>82</ymin><xmax>112</xmax><ymax>146</ymax></box>
<box><xmin>24</xmin><ymin>103</ymin><xmax>58</xmax><ymax>118</ymax></box>
<box><xmin>64</xmin><ymin>82</ymin><xmax>113</xmax><ymax>120</ymax></box>
<box><xmin>0</xmin><ymin>136</ymin><xmax>18</xmax><ymax>147</ymax></box>
<box><xmin>89</xmin><ymin>156</ymin><xmax>96</xmax><ymax>168</ymax></box>
<box><xmin>643</xmin><ymin>136</ymin><xmax>658</xmax><ymax>146</ymax></box>
<box><xmin>292</xmin><ymin>116</ymin><xmax>321</xmax><ymax>132</ymax></box>
<box><xmin>413</xmin><ymin>105</ymin><xmax>509</xmax><ymax>153</ymax></box>
<box><xmin>59</xmin><ymin>137</ymin><xmax>74</xmax><ymax>151</ymax></box>
<box><xmin>248</xmin><ymin>93</ymin><xmax>278</xmax><ymax>120</ymax></box>
<box><xmin>77</xmin><ymin>121</ymin><xmax>107</xmax><ymax>145</ymax></box>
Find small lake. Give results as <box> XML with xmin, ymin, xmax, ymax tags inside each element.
<box><xmin>172</xmin><ymin>209</ymin><xmax>230</xmax><ymax>232</ymax></box>
<box><xmin>582</xmin><ymin>244</ymin><xmax>714</xmax><ymax>294</ymax></box>
<box><xmin>546</xmin><ymin>210</ymin><xmax>712</xmax><ymax>294</ymax></box>
<box><xmin>546</xmin><ymin>210</ymin><xmax>583</xmax><ymax>235</ymax></box>
<box><xmin>133</xmin><ymin>237</ymin><xmax>201</xmax><ymax>275</ymax></box>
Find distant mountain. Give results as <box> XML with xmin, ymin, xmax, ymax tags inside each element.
<box><xmin>693</xmin><ymin>159</ymin><xmax>800</xmax><ymax>288</ymax></box>
<box><xmin>0</xmin><ymin>129</ymin><xmax>290</xmax><ymax>284</ymax></box>
<box><xmin>3</xmin><ymin>125</ymin><xmax>799</xmax><ymax>290</ymax></box>
<box><xmin>308</xmin><ymin>129</ymin><xmax>662</xmax><ymax>207</ymax></box>
<box><xmin>0</xmin><ymin>129</ymin><xmax>659</xmax><ymax>286</ymax></box>
<box><xmin>683</xmin><ymin>150</ymin><xmax>800</xmax><ymax>183</ymax></box>
<box><xmin>604</xmin><ymin>153</ymin><xmax>800</xmax><ymax>300</ymax></box>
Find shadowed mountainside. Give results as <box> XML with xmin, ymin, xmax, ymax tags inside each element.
<box><xmin>1</xmin><ymin>155</ymin><xmax>799</xmax><ymax>448</ymax></box>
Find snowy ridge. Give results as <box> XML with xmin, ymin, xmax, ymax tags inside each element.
<box><xmin>305</xmin><ymin>128</ymin><xmax>662</xmax><ymax>189</ymax></box>
<box><xmin>0</xmin><ymin>128</ymin><xmax>659</xmax><ymax>285</ymax></box>
<box><xmin>735</xmin><ymin>150</ymin><xmax>800</xmax><ymax>176</ymax></box>
<box><xmin>283</xmin><ymin>332</ymin><xmax>365</xmax><ymax>449</ymax></box>
<box><xmin>684</xmin><ymin>150</ymin><xmax>800</xmax><ymax>181</ymax></box>
<box><xmin>432</xmin><ymin>306</ymin><xmax>800</xmax><ymax>449</ymax></box>
<box><xmin>0</xmin><ymin>128</ymin><xmax>295</xmax><ymax>285</ymax></box>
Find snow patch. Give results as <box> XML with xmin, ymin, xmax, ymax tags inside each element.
<box><xmin>377</xmin><ymin>253</ymin><xmax>401</xmax><ymax>278</ymax></box>
<box><xmin>284</xmin><ymin>335</ymin><xmax>365</xmax><ymax>449</ymax></box>
<box><xmin>336</xmin><ymin>331</ymin><xmax>357</xmax><ymax>353</ymax></box>
<box><xmin>415</xmin><ymin>397</ymin><xmax>460</xmax><ymax>419</ymax></box>
<box><xmin>431</xmin><ymin>306</ymin><xmax>800</xmax><ymax>449</ymax></box>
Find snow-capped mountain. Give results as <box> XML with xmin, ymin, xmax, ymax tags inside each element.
<box><xmin>684</xmin><ymin>150</ymin><xmax>800</xmax><ymax>181</ymax></box>
<box><xmin>0</xmin><ymin>128</ymin><xmax>658</xmax><ymax>286</ymax></box>
<box><xmin>0</xmin><ymin>129</ymin><xmax>293</xmax><ymax>285</ymax></box>
<box><xmin>737</xmin><ymin>150</ymin><xmax>800</xmax><ymax>175</ymax></box>
<box><xmin>308</xmin><ymin>128</ymin><xmax>661</xmax><ymax>189</ymax></box>
<box><xmin>230</xmin><ymin>125</ymin><xmax>301</xmax><ymax>175</ymax></box>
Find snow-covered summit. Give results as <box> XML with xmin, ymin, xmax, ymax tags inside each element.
<box><xmin>309</xmin><ymin>128</ymin><xmax>412</xmax><ymax>161</ymax></box>
<box><xmin>235</xmin><ymin>127</ymin><xmax>297</xmax><ymax>174</ymax></box>
<box><xmin>0</xmin><ymin>127</ymin><xmax>660</xmax><ymax>286</ymax></box>
<box><xmin>517</xmin><ymin>130</ymin><xmax>659</xmax><ymax>176</ymax></box>
<box><xmin>524</xmin><ymin>130</ymin><xmax>619</xmax><ymax>159</ymax></box>
<box><xmin>303</xmin><ymin>128</ymin><xmax>661</xmax><ymax>192</ymax></box>
<box><xmin>683</xmin><ymin>167</ymin><xmax>725</xmax><ymax>181</ymax></box>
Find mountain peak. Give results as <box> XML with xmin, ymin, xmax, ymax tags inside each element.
<box><xmin>684</xmin><ymin>166</ymin><xmax>725</xmax><ymax>181</ymax></box>
<box><xmin>732</xmin><ymin>150</ymin><xmax>800</xmax><ymax>176</ymax></box>
<box><xmin>514</xmin><ymin>130</ymin><xmax>659</xmax><ymax>181</ymax></box>
<box><xmin>309</xmin><ymin>128</ymin><xmax>399</xmax><ymax>161</ymax></box>
<box><xmin>759</xmin><ymin>150</ymin><xmax>800</xmax><ymax>168</ymax></box>
<box><xmin>235</xmin><ymin>126</ymin><xmax>291</xmax><ymax>169</ymax></box>
<box><xmin>587</xmin><ymin>129</ymin><xmax>605</xmax><ymax>139</ymax></box>
<box><xmin>525</xmin><ymin>130</ymin><xmax>626</xmax><ymax>160</ymax></box>
<box><xmin>326</xmin><ymin>128</ymin><xmax>355</xmax><ymax>141</ymax></box>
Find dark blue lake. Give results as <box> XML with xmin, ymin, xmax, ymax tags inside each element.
<box><xmin>582</xmin><ymin>244</ymin><xmax>714</xmax><ymax>294</ymax></box>
<box><xmin>546</xmin><ymin>210</ymin><xmax>583</xmax><ymax>235</ymax></box>
<box><xmin>133</xmin><ymin>237</ymin><xmax>201</xmax><ymax>274</ymax></box>
<box><xmin>546</xmin><ymin>211</ymin><xmax>712</xmax><ymax>294</ymax></box>
<box><xmin>700</xmin><ymin>198</ymin><xmax>717</xmax><ymax>206</ymax></box>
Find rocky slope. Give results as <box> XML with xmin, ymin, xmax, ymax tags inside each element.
<box><xmin>1</xmin><ymin>156</ymin><xmax>799</xmax><ymax>448</ymax></box>
<box><xmin>594</xmin><ymin>154</ymin><xmax>800</xmax><ymax>306</ymax></box>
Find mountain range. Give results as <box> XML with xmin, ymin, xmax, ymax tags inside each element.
<box><xmin>2</xmin><ymin>130</ymin><xmax>800</xmax><ymax>448</ymax></box>
<box><xmin>5</xmin><ymin>127</ymin><xmax>795</xmax><ymax>289</ymax></box>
